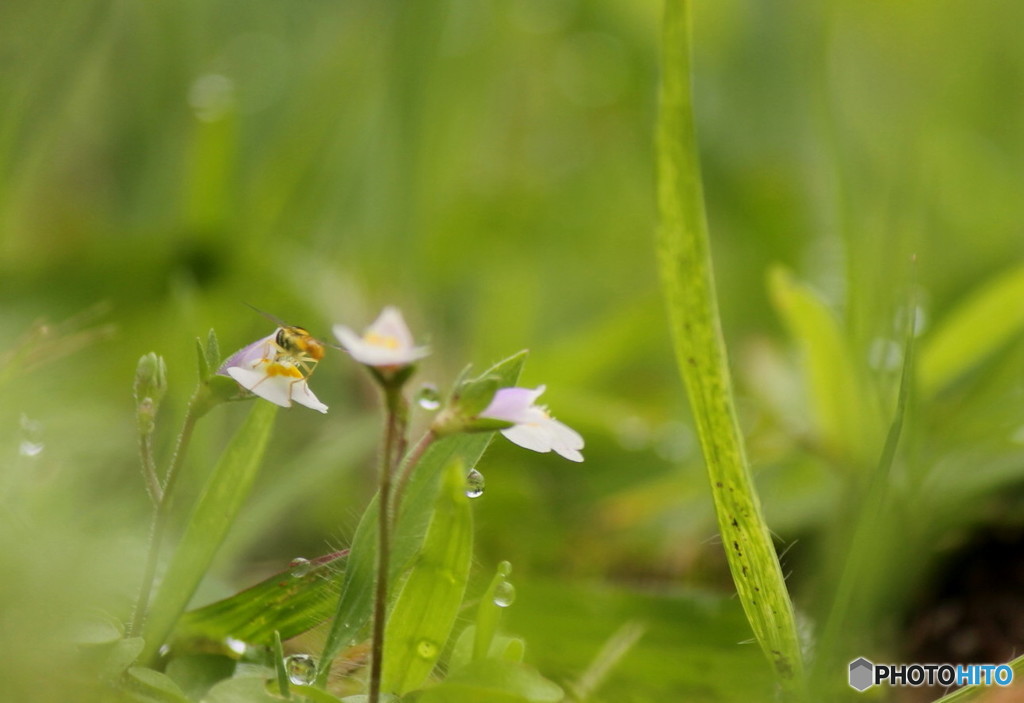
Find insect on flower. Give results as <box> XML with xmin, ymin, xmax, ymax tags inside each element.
<box><xmin>216</xmin><ymin>307</ymin><xmax>330</xmax><ymax>413</ymax></box>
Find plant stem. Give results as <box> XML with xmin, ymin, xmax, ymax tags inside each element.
<box><xmin>391</xmin><ymin>429</ymin><xmax>437</xmax><ymax>519</ymax></box>
<box><xmin>128</xmin><ymin>387</ymin><xmax>204</xmax><ymax>638</ymax></box>
<box><xmin>369</xmin><ymin>384</ymin><xmax>408</xmax><ymax>703</ymax></box>
<box><xmin>138</xmin><ymin>431</ymin><xmax>162</xmax><ymax>505</ymax></box>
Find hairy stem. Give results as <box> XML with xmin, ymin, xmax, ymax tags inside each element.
<box><xmin>391</xmin><ymin>429</ymin><xmax>437</xmax><ymax>520</ymax></box>
<box><xmin>369</xmin><ymin>385</ymin><xmax>408</xmax><ymax>703</ymax></box>
<box><xmin>128</xmin><ymin>387</ymin><xmax>204</xmax><ymax>637</ymax></box>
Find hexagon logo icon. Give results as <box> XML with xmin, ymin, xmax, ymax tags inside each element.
<box><xmin>849</xmin><ymin>657</ymin><xmax>874</xmax><ymax>691</ymax></box>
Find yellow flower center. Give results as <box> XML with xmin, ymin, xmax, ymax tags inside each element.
<box><xmin>364</xmin><ymin>332</ymin><xmax>401</xmax><ymax>350</ymax></box>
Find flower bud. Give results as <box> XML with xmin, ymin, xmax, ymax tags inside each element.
<box><xmin>134</xmin><ymin>352</ymin><xmax>167</xmax><ymax>435</ymax></box>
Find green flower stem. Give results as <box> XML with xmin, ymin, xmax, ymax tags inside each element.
<box><xmin>128</xmin><ymin>385</ymin><xmax>208</xmax><ymax>638</ymax></box>
<box><xmin>369</xmin><ymin>383</ymin><xmax>409</xmax><ymax>703</ymax></box>
<box><xmin>655</xmin><ymin>0</ymin><xmax>805</xmax><ymax>696</ymax></box>
<box><xmin>137</xmin><ymin>431</ymin><xmax>162</xmax><ymax>505</ymax></box>
<box><xmin>391</xmin><ymin>429</ymin><xmax>437</xmax><ymax>519</ymax></box>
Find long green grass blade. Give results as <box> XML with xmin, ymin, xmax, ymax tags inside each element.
<box><xmin>655</xmin><ymin>0</ymin><xmax>805</xmax><ymax>696</ymax></box>
<box><xmin>317</xmin><ymin>351</ymin><xmax>527</xmax><ymax>681</ymax></box>
<box><xmin>173</xmin><ymin>551</ymin><xmax>345</xmax><ymax>649</ymax></box>
<box><xmin>381</xmin><ymin>457</ymin><xmax>473</xmax><ymax>694</ymax></box>
<box><xmin>141</xmin><ymin>402</ymin><xmax>278</xmax><ymax>662</ymax></box>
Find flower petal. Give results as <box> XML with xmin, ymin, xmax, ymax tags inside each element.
<box><xmin>226</xmin><ymin>367</ymin><xmax>293</xmax><ymax>408</ymax></box>
<box><xmin>332</xmin><ymin>308</ymin><xmax>430</xmax><ymax>368</ymax></box>
<box><xmin>367</xmin><ymin>306</ymin><xmax>415</xmax><ymax>349</ymax></box>
<box><xmin>480</xmin><ymin>386</ymin><xmax>547</xmax><ymax>423</ymax></box>
<box><xmin>217</xmin><ymin>333</ymin><xmax>278</xmax><ymax>375</ymax></box>
<box><xmin>289</xmin><ymin>380</ymin><xmax>328</xmax><ymax>413</ymax></box>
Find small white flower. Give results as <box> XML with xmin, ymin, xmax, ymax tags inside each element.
<box><xmin>479</xmin><ymin>385</ymin><xmax>584</xmax><ymax>462</ymax></box>
<box><xmin>333</xmin><ymin>306</ymin><xmax>429</xmax><ymax>369</ymax></box>
<box><xmin>218</xmin><ymin>333</ymin><xmax>328</xmax><ymax>413</ymax></box>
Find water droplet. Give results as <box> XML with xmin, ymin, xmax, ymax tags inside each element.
<box><xmin>289</xmin><ymin>557</ymin><xmax>311</xmax><ymax>578</ymax></box>
<box><xmin>493</xmin><ymin>580</ymin><xmax>516</xmax><ymax>607</ymax></box>
<box><xmin>284</xmin><ymin>653</ymin><xmax>317</xmax><ymax>685</ymax></box>
<box><xmin>416</xmin><ymin>384</ymin><xmax>441</xmax><ymax>411</ymax></box>
<box><xmin>225</xmin><ymin>637</ymin><xmax>247</xmax><ymax>656</ymax></box>
<box><xmin>19</xmin><ymin>414</ymin><xmax>44</xmax><ymax>458</ymax></box>
<box><xmin>465</xmin><ymin>468</ymin><xmax>485</xmax><ymax>498</ymax></box>
<box><xmin>497</xmin><ymin>561</ymin><xmax>512</xmax><ymax>577</ymax></box>
<box><xmin>416</xmin><ymin>639</ymin><xmax>439</xmax><ymax>660</ymax></box>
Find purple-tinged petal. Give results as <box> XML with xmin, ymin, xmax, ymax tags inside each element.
<box><xmin>218</xmin><ymin>333</ymin><xmax>278</xmax><ymax>375</ymax></box>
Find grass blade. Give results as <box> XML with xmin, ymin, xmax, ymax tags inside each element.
<box><xmin>141</xmin><ymin>401</ymin><xmax>278</xmax><ymax>662</ymax></box>
<box><xmin>655</xmin><ymin>0</ymin><xmax>805</xmax><ymax>695</ymax></box>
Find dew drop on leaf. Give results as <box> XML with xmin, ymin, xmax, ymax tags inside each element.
<box><xmin>289</xmin><ymin>557</ymin><xmax>312</xmax><ymax>578</ymax></box>
<box><xmin>284</xmin><ymin>653</ymin><xmax>317</xmax><ymax>685</ymax></box>
<box><xmin>465</xmin><ymin>468</ymin><xmax>485</xmax><ymax>498</ymax></box>
<box><xmin>493</xmin><ymin>580</ymin><xmax>516</xmax><ymax>608</ymax></box>
<box><xmin>416</xmin><ymin>639</ymin><xmax>439</xmax><ymax>660</ymax></box>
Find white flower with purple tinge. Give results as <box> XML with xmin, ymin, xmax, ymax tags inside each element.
<box><xmin>218</xmin><ymin>333</ymin><xmax>328</xmax><ymax>413</ymax></box>
<box><xmin>479</xmin><ymin>385</ymin><xmax>584</xmax><ymax>462</ymax></box>
<box><xmin>333</xmin><ymin>307</ymin><xmax>429</xmax><ymax>369</ymax></box>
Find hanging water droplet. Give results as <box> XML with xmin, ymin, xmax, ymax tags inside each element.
<box><xmin>284</xmin><ymin>653</ymin><xmax>317</xmax><ymax>685</ymax></box>
<box><xmin>416</xmin><ymin>384</ymin><xmax>442</xmax><ymax>411</ymax></box>
<box><xmin>289</xmin><ymin>557</ymin><xmax>312</xmax><ymax>578</ymax></box>
<box><xmin>493</xmin><ymin>580</ymin><xmax>516</xmax><ymax>607</ymax></box>
<box><xmin>465</xmin><ymin>468</ymin><xmax>485</xmax><ymax>498</ymax></box>
<box><xmin>416</xmin><ymin>639</ymin><xmax>439</xmax><ymax>660</ymax></box>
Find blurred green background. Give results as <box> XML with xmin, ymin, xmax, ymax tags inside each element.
<box><xmin>3</xmin><ymin>1</ymin><xmax>1024</xmax><ymax>700</ymax></box>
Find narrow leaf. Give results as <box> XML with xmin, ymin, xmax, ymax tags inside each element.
<box><xmin>919</xmin><ymin>262</ymin><xmax>1024</xmax><ymax>395</ymax></box>
<box><xmin>414</xmin><ymin>660</ymin><xmax>563</xmax><ymax>703</ymax></box>
<box><xmin>655</xmin><ymin>0</ymin><xmax>805</xmax><ymax>696</ymax></box>
<box><xmin>381</xmin><ymin>458</ymin><xmax>473</xmax><ymax>694</ymax></box>
<box><xmin>768</xmin><ymin>266</ymin><xmax>880</xmax><ymax>466</ymax></box>
<box><xmin>173</xmin><ymin>551</ymin><xmax>345</xmax><ymax>648</ymax></box>
<box><xmin>142</xmin><ymin>401</ymin><xmax>278</xmax><ymax>661</ymax></box>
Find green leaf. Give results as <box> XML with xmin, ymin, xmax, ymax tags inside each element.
<box><xmin>474</xmin><ymin>562</ymin><xmax>513</xmax><ymax>662</ymax></box>
<box><xmin>381</xmin><ymin>458</ymin><xmax>473</xmax><ymax>695</ymax></box>
<box><xmin>173</xmin><ymin>551</ymin><xmax>345</xmax><ymax>648</ymax></box>
<box><xmin>203</xmin><ymin>671</ymin><xmax>280</xmax><ymax>703</ymax></box>
<box><xmin>317</xmin><ymin>351</ymin><xmax>527</xmax><ymax>681</ymax></box>
<box><xmin>205</xmin><ymin>328</ymin><xmax>221</xmax><ymax>376</ymax></box>
<box><xmin>413</xmin><ymin>660</ymin><xmax>563</xmax><ymax>703</ymax></box>
<box><xmin>164</xmin><ymin>654</ymin><xmax>236</xmax><ymax>701</ymax></box>
<box><xmin>141</xmin><ymin>401</ymin><xmax>278</xmax><ymax>662</ymax></box>
<box><xmin>768</xmin><ymin>266</ymin><xmax>881</xmax><ymax>466</ymax></box>
<box><xmin>919</xmin><ymin>262</ymin><xmax>1024</xmax><ymax>395</ymax></box>
<box><xmin>119</xmin><ymin>667</ymin><xmax>191</xmax><ymax>703</ymax></box>
<box><xmin>450</xmin><ymin>627</ymin><xmax>524</xmax><ymax>673</ymax></box>
<box><xmin>272</xmin><ymin>631</ymin><xmax>290</xmax><ymax>700</ymax></box>
<box><xmin>655</xmin><ymin>1</ymin><xmax>805</xmax><ymax>697</ymax></box>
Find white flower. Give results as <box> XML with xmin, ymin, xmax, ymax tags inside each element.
<box><xmin>479</xmin><ymin>385</ymin><xmax>584</xmax><ymax>462</ymax></box>
<box><xmin>218</xmin><ymin>333</ymin><xmax>328</xmax><ymax>413</ymax></box>
<box><xmin>332</xmin><ymin>306</ymin><xmax>429</xmax><ymax>369</ymax></box>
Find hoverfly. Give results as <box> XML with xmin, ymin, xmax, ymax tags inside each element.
<box><xmin>246</xmin><ymin>304</ymin><xmax>329</xmax><ymax>379</ymax></box>
<box><xmin>216</xmin><ymin>306</ymin><xmax>332</xmax><ymax>412</ymax></box>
